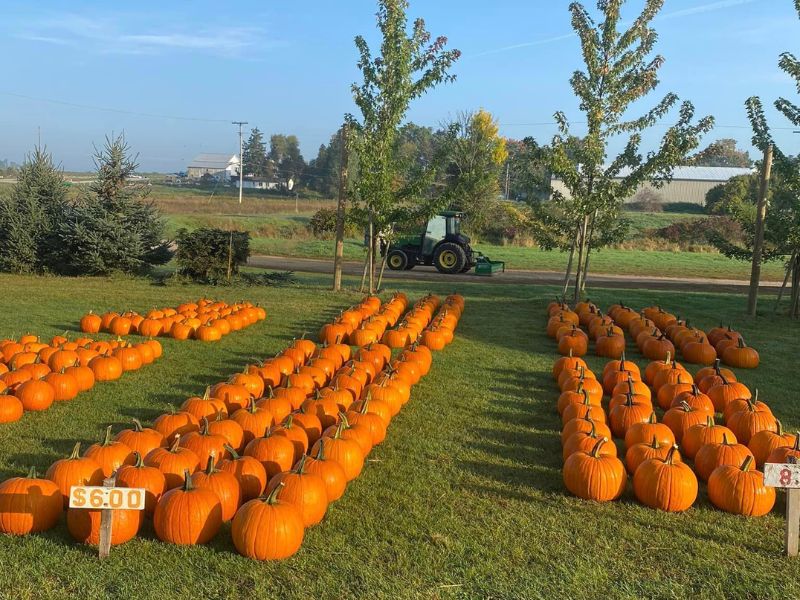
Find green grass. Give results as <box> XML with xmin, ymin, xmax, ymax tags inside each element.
<box><xmin>0</xmin><ymin>273</ymin><xmax>799</xmax><ymax>598</ymax></box>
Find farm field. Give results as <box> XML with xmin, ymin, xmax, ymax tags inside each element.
<box><xmin>151</xmin><ymin>190</ymin><xmax>787</xmax><ymax>282</ymax></box>
<box><xmin>1</xmin><ymin>272</ymin><xmax>799</xmax><ymax>598</ymax></box>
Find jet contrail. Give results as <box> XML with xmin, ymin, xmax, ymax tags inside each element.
<box><xmin>466</xmin><ymin>0</ymin><xmax>760</xmax><ymax>59</ymax></box>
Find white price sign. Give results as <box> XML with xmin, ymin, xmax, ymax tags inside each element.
<box><xmin>764</xmin><ymin>463</ymin><xmax>800</xmax><ymax>489</ymax></box>
<box><xmin>69</xmin><ymin>486</ymin><xmax>146</xmax><ymax>510</ymax></box>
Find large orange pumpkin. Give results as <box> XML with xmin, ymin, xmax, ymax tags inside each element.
<box><xmin>0</xmin><ymin>467</ymin><xmax>63</xmax><ymax>535</ymax></box>
<box><xmin>45</xmin><ymin>442</ymin><xmax>104</xmax><ymax>507</ymax></box>
<box><xmin>153</xmin><ymin>469</ymin><xmax>222</xmax><ymax>545</ymax></box>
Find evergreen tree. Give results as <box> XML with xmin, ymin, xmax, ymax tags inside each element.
<box><xmin>546</xmin><ymin>0</ymin><xmax>713</xmax><ymax>301</ymax></box>
<box><xmin>0</xmin><ymin>147</ymin><xmax>66</xmax><ymax>273</ymax></box>
<box><xmin>348</xmin><ymin>0</ymin><xmax>460</xmax><ymax>290</ymax></box>
<box><xmin>242</xmin><ymin>127</ymin><xmax>269</xmax><ymax>178</ymax></box>
<box><xmin>54</xmin><ymin>134</ymin><xmax>170</xmax><ymax>275</ymax></box>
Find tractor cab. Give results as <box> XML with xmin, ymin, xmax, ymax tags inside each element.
<box><xmin>384</xmin><ymin>211</ymin><xmax>482</xmax><ymax>274</ymax></box>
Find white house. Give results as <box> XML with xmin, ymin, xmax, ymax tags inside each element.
<box><xmin>186</xmin><ymin>153</ymin><xmax>240</xmax><ymax>181</ymax></box>
<box><xmin>234</xmin><ymin>177</ymin><xmax>280</xmax><ymax>191</ymax></box>
<box><xmin>551</xmin><ymin>165</ymin><xmax>754</xmax><ymax>206</ymax></box>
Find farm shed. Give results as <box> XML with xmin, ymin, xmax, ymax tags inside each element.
<box><xmin>551</xmin><ymin>165</ymin><xmax>753</xmax><ymax>206</ymax></box>
<box><xmin>186</xmin><ymin>153</ymin><xmax>240</xmax><ymax>180</ymax></box>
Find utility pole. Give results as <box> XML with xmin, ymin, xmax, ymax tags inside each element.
<box><xmin>333</xmin><ymin>125</ymin><xmax>349</xmax><ymax>291</ymax></box>
<box><xmin>232</xmin><ymin>121</ymin><xmax>248</xmax><ymax>204</ymax></box>
<box><xmin>747</xmin><ymin>144</ymin><xmax>774</xmax><ymax>317</ymax></box>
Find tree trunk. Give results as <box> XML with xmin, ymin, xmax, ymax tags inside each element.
<box><xmin>791</xmin><ymin>255</ymin><xmax>800</xmax><ymax>319</ymax></box>
<box><xmin>580</xmin><ymin>209</ymin><xmax>598</xmax><ymax>293</ymax></box>
<box><xmin>376</xmin><ymin>247</ymin><xmax>389</xmax><ymax>291</ymax></box>
<box><xmin>332</xmin><ymin>125</ymin><xmax>349</xmax><ymax>291</ymax></box>
<box><xmin>572</xmin><ymin>214</ymin><xmax>590</xmax><ymax>304</ymax></box>
<box><xmin>562</xmin><ymin>228</ymin><xmax>579</xmax><ymax>299</ymax></box>
<box><xmin>747</xmin><ymin>144</ymin><xmax>773</xmax><ymax>316</ymax></box>
<box><xmin>774</xmin><ymin>250</ymin><xmax>797</xmax><ymax>313</ymax></box>
<box><xmin>367</xmin><ymin>214</ymin><xmax>374</xmax><ymax>294</ymax></box>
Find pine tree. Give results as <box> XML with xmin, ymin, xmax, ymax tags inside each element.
<box><xmin>54</xmin><ymin>134</ymin><xmax>170</xmax><ymax>275</ymax></box>
<box><xmin>242</xmin><ymin>128</ymin><xmax>269</xmax><ymax>178</ymax></box>
<box><xmin>348</xmin><ymin>0</ymin><xmax>460</xmax><ymax>291</ymax></box>
<box><xmin>549</xmin><ymin>0</ymin><xmax>713</xmax><ymax>301</ymax></box>
<box><xmin>0</xmin><ymin>147</ymin><xmax>67</xmax><ymax>273</ymax></box>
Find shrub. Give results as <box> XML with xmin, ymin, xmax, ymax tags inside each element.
<box><xmin>477</xmin><ymin>202</ymin><xmax>533</xmax><ymax>245</ymax></box>
<box><xmin>308</xmin><ymin>207</ymin><xmax>357</xmax><ymax>239</ymax></box>
<box><xmin>627</xmin><ymin>188</ymin><xmax>664</xmax><ymax>212</ymax></box>
<box><xmin>175</xmin><ymin>228</ymin><xmax>250</xmax><ymax>283</ymax></box>
<box><xmin>654</xmin><ymin>216</ymin><xmax>744</xmax><ymax>246</ymax></box>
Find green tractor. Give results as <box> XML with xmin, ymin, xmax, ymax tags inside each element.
<box><xmin>383</xmin><ymin>211</ymin><xmax>505</xmax><ymax>275</ymax></box>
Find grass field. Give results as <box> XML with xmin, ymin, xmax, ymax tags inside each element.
<box><xmin>0</xmin><ymin>272</ymin><xmax>799</xmax><ymax>599</ymax></box>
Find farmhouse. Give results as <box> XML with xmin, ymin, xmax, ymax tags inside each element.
<box><xmin>186</xmin><ymin>153</ymin><xmax>240</xmax><ymax>180</ymax></box>
<box><xmin>552</xmin><ymin>165</ymin><xmax>753</xmax><ymax>206</ymax></box>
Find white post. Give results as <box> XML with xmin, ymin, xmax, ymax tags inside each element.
<box><xmin>232</xmin><ymin>121</ymin><xmax>248</xmax><ymax>204</ymax></box>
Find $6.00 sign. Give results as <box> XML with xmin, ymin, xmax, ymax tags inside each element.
<box><xmin>69</xmin><ymin>486</ymin><xmax>146</xmax><ymax>510</ymax></box>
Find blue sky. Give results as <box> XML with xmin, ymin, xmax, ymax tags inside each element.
<box><xmin>0</xmin><ymin>0</ymin><xmax>798</xmax><ymax>171</ymax></box>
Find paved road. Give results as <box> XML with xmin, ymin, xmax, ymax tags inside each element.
<box><xmin>248</xmin><ymin>254</ymin><xmax>782</xmax><ymax>294</ymax></box>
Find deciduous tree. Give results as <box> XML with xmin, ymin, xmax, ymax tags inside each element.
<box><xmin>347</xmin><ymin>0</ymin><xmax>460</xmax><ymax>291</ymax></box>
<box><xmin>548</xmin><ymin>0</ymin><xmax>713</xmax><ymax>301</ymax></box>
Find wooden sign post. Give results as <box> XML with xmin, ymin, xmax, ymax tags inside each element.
<box><xmin>68</xmin><ymin>477</ymin><xmax>146</xmax><ymax>559</ymax></box>
<box><xmin>764</xmin><ymin>456</ymin><xmax>800</xmax><ymax>557</ymax></box>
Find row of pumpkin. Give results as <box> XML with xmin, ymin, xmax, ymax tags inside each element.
<box><xmin>549</xmin><ymin>299</ymin><xmax>759</xmax><ymax>368</ymax></box>
<box><xmin>0</xmin><ymin>292</ymin><xmax>464</xmax><ymax>561</ymax></box>
<box><xmin>549</xmin><ymin>301</ymin><xmax>793</xmax><ymax>515</ymax></box>
<box><xmin>79</xmin><ymin>298</ymin><xmax>266</xmax><ymax>342</ymax></box>
<box><xmin>0</xmin><ymin>335</ymin><xmax>164</xmax><ymax>423</ymax></box>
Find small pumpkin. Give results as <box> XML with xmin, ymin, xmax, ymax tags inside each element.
<box><xmin>153</xmin><ymin>469</ymin><xmax>223</xmax><ymax>545</ymax></box>
<box><xmin>84</xmin><ymin>426</ymin><xmax>135</xmax><ymax>477</ymax></box>
<box><xmin>623</xmin><ymin>413</ymin><xmax>675</xmax><ymax>450</ymax></box>
<box><xmin>694</xmin><ymin>433</ymin><xmax>754</xmax><ymax>482</ymax></box>
<box><xmin>707</xmin><ymin>455</ymin><xmax>774</xmax><ymax>516</ymax></box>
<box><xmin>144</xmin><ymin>435</ymin><xmax>201</xmax><ymax>490</ymax></box>
<box><xmin>310</xmin><ymin>420</ymin><xmax>364</xmax><ymax>482</ymax></box>
<box><xmin>191</xmin><ymin>453</ymin><xmax>242</xmax><ymax>522</ymax></box>
<box><xmin>231</xmin><ymin>482</ymin><xmax>305</xmax><ymax>561</ymax></box>
<box><xmin>265</xmin><ymin>454</ymin><xmax>329</xmax><ymax>527</ymax></box>
<box><xmin>749</xmin><ymin>420</ymin><xmax>797</xmax><ymax>468</ymax></box>
<box><xmin>114</xmin><ymin>419</ymin><xmax>166</xmax><ymax>458</ymax></box>
<box><xmin>562</xmin><ymin>438</ymin><xmax>627</xmax><ymax>502</ymax></box>
<box><xmin>217</xmin><ymin>444</ymin><xmax>268</xmax><ymax>502</ymax></box>
<box><xmin>681</xmin><ymin>416</ymin><xmax>736</xmax><ymax>461</ymax></box>
<box><xmin>243</xmin><ymin>427</ymin><xmax>296</xmax><ymax>479</ymax></box>
<box><xmin>625</xmin><ymin>436</ymin><xmax>680</xmax><ymax>475</ymax></box>
<box><xmin>116</xmin><ymin>451</ymin><xmax>167</xmax><ymax>516</ymax></box>
<box><xmin>0</xmin><ymin>467</ymin><xmax>63</xmax><ymax>535</ymax></box>
<box><xmin>45</xmin><ymin>442</ymin><xmax>104</xmax><ymax>507</ymax></box>
<box><xmin>633</xmin><ymin>446</ymin><xmax>697</xmax><ymax>512</ymax></box>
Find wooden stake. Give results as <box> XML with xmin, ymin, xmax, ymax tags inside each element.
<box><xmin>367</xmin><ymin>214</ymin><xmax>374</xmax><ymax>294</ymax></box>
<box><xmin>747</xmin><ymin>144</ymin><xmax>773</xmax><ymax>316</ymax></box>
<box><xmin>332</xmin><ymin>124</ymin><xmax>349</xmax><ymax>292</ymax></box>
<box><xmin>774</xmin><ymin>250</ymin><xmax>797</xmax><ymax>313</ymax></box>
<box><xmin>98</xmin><ymin>475</ymin><xmax>116</xmax><ymax>559</ymax></box>
<box><xmin>562</xmin><ymin>228</ymin><xmax>578</xmax><ymax>298</ymax></box>
<box><xmin>787</xmin><ymin>456</ymin><xmax>799</xmax><ymax>557</ymax></box>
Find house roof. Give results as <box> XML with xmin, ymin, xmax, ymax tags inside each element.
<box><xmin>187</xmin><ymin>153</ymin><xmax>239</xmax><ymax>169</ymax></box>
<box><xmin>613</xmin><ymin>165</ymin><xmax>753</xmax><ymax>182</ymax></box>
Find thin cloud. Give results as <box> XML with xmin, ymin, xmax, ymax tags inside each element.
<box><xmin>659</xmin><ymin>0</ymin><xmax>758</xmax><ymax>20</ymax></box>
<box><xmin>466</xmin><ymin>0</ymin><xmax>759</xmax><ymax>59</ymax></box>
<box><xmin>14</xmin><ymin>12</ymin><xmax>275</xmax><ymax>57</ymax></box>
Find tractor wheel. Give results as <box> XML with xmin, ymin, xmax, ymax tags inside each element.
<box><xmin>387</xmin><ymin>250</ymin><xmax>409</xmax><ymax>271</ymax></box>
<box><xmin>433</xmin><ymin>243</ymin><xmax>467</xmax><ymax>274</ymax></box>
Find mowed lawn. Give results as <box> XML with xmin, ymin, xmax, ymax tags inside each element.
<box><xmin>0</xmin><ymin>272</ymin><xmax>799</xmax><ymax>598</ymax></box>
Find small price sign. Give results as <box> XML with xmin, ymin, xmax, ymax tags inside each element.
<box><xmin>69</xmin><ymin>486</ymin><xmax>146</xmax><ymax>511</ymax></box>
<box><xmin>764</xmin><ymin>463</ymin><xmax>800</xmax><ymax>489</ymax></box>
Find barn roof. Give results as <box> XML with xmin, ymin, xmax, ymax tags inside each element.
<box><xmin>187</xmin><ymin>153</ymin><xmax>239</xmax><ymax>169</ymax></box>
<box><xmin>613</xmin><ymin>165</ymin><xmax>753</xmax><ymax>182</ymax></box>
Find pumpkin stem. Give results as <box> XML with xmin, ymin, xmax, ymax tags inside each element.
<box><xmin>283</xmin><ymin>414</ymin><xmax>295</xmax><ymax>428</ymax></box>
<box><xmin>721</xmin><ymin>433</ymin><xmax>731</xmax><ymax>446</ymax></box>
<box><xmin>132</xmin><ymin>418</ymin><xmax>143</xmax><ymax>432</ymax></box>
<box><xmin>665</xmin><ymin>445</ymin><xmax>679</xmax><ymax>465</ymax></box>
<box><xmin>741</xmin><ymin>455</ymin><xmax>754</xmax><ymax>472</ymax></box>
<box><xmin>202</xmin><ymin>386</ymin><xmax>211</xmax><ymax>401</ymax></box>
<box><xmin>589</xmin><ymin>437</ymin><xmax>607</xmax><ymax>458</ymax></box>
<box><xmin>100</xmin><ymin>425</ymin><xmax>113</xmax><ymax>446</ymax></box>
<box><xmin>294</xmin><ymin>454</ymin><xmax>308</xmax><ymax>475</ymax></box>
<box><xmin>650</xmin><ymin>435</ymin><xmax>659</xmax><ymax>449</ymax></box>
<box><xmin>664</xmin><ymin>351</ymin><xmax>671</xmax><ymax>364</ymax></box>
<box><xmin>264</xmin><ymin>481</ymin><xmax>285</xmax><ymax>504</ymax></box>
<box><xmin>69</xmin><ymin>441</ymin><xmax>82</xmax><ymax>460</ymax></box>
<box><xmin>679</xmin><ymin>401</ymin><xmax>692</xmax><ymax>412</ymax></box>
<box><xmin>706</xmin><ymin>415</ymin><xmax>715</xmax><ymax>427</ymax></box>
<box><xmin>199</xmin><ymin>416</ymin><xmax>210</xmax><ymax>435</ymax></box>
<box><xmin>776</xmin><ymin>419</ymin><xmax>783</xmax><ymax>436</ymax></box>
<box><xmin>169</xmin><ymin>434</ymin><xmax>181</xmax><ymax>453</ymax></box>
<box><xmin>647</xmin><ymin>412</ymin><xmax>657</xmax><ymax>424</ymax></box>
<box><xmin>221</xmin><ymin>443</ymin><xmax>240</xmax><ymax>459</ymax></box>
<box><xmin>204</xmin><ymin>451</ymin><xmax>217</xmax><ymax>475</ymax></box>
<box><xmin>26</xmin><ymin>466</ymin><xmax>38</xmax><ymax>479</ymax></box>
<box><xmin>314</xmin><ymin>438</ymin><xmax>328</xmax><ymax>460</ymax></box>
<box><xmin>132</xmin><ymin>451</ymin><xmax>145</xmax><ymax>468</ymax></box>
<box><xmin>182</xmin><ymin>469</ymin><xmax>194</xmax><ymax>491</ymax></box>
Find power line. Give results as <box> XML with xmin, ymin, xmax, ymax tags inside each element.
<box><xmin>0</xmin><ymin>90</ymin><xmax>231</xmax><ymax>123</ymax></box>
